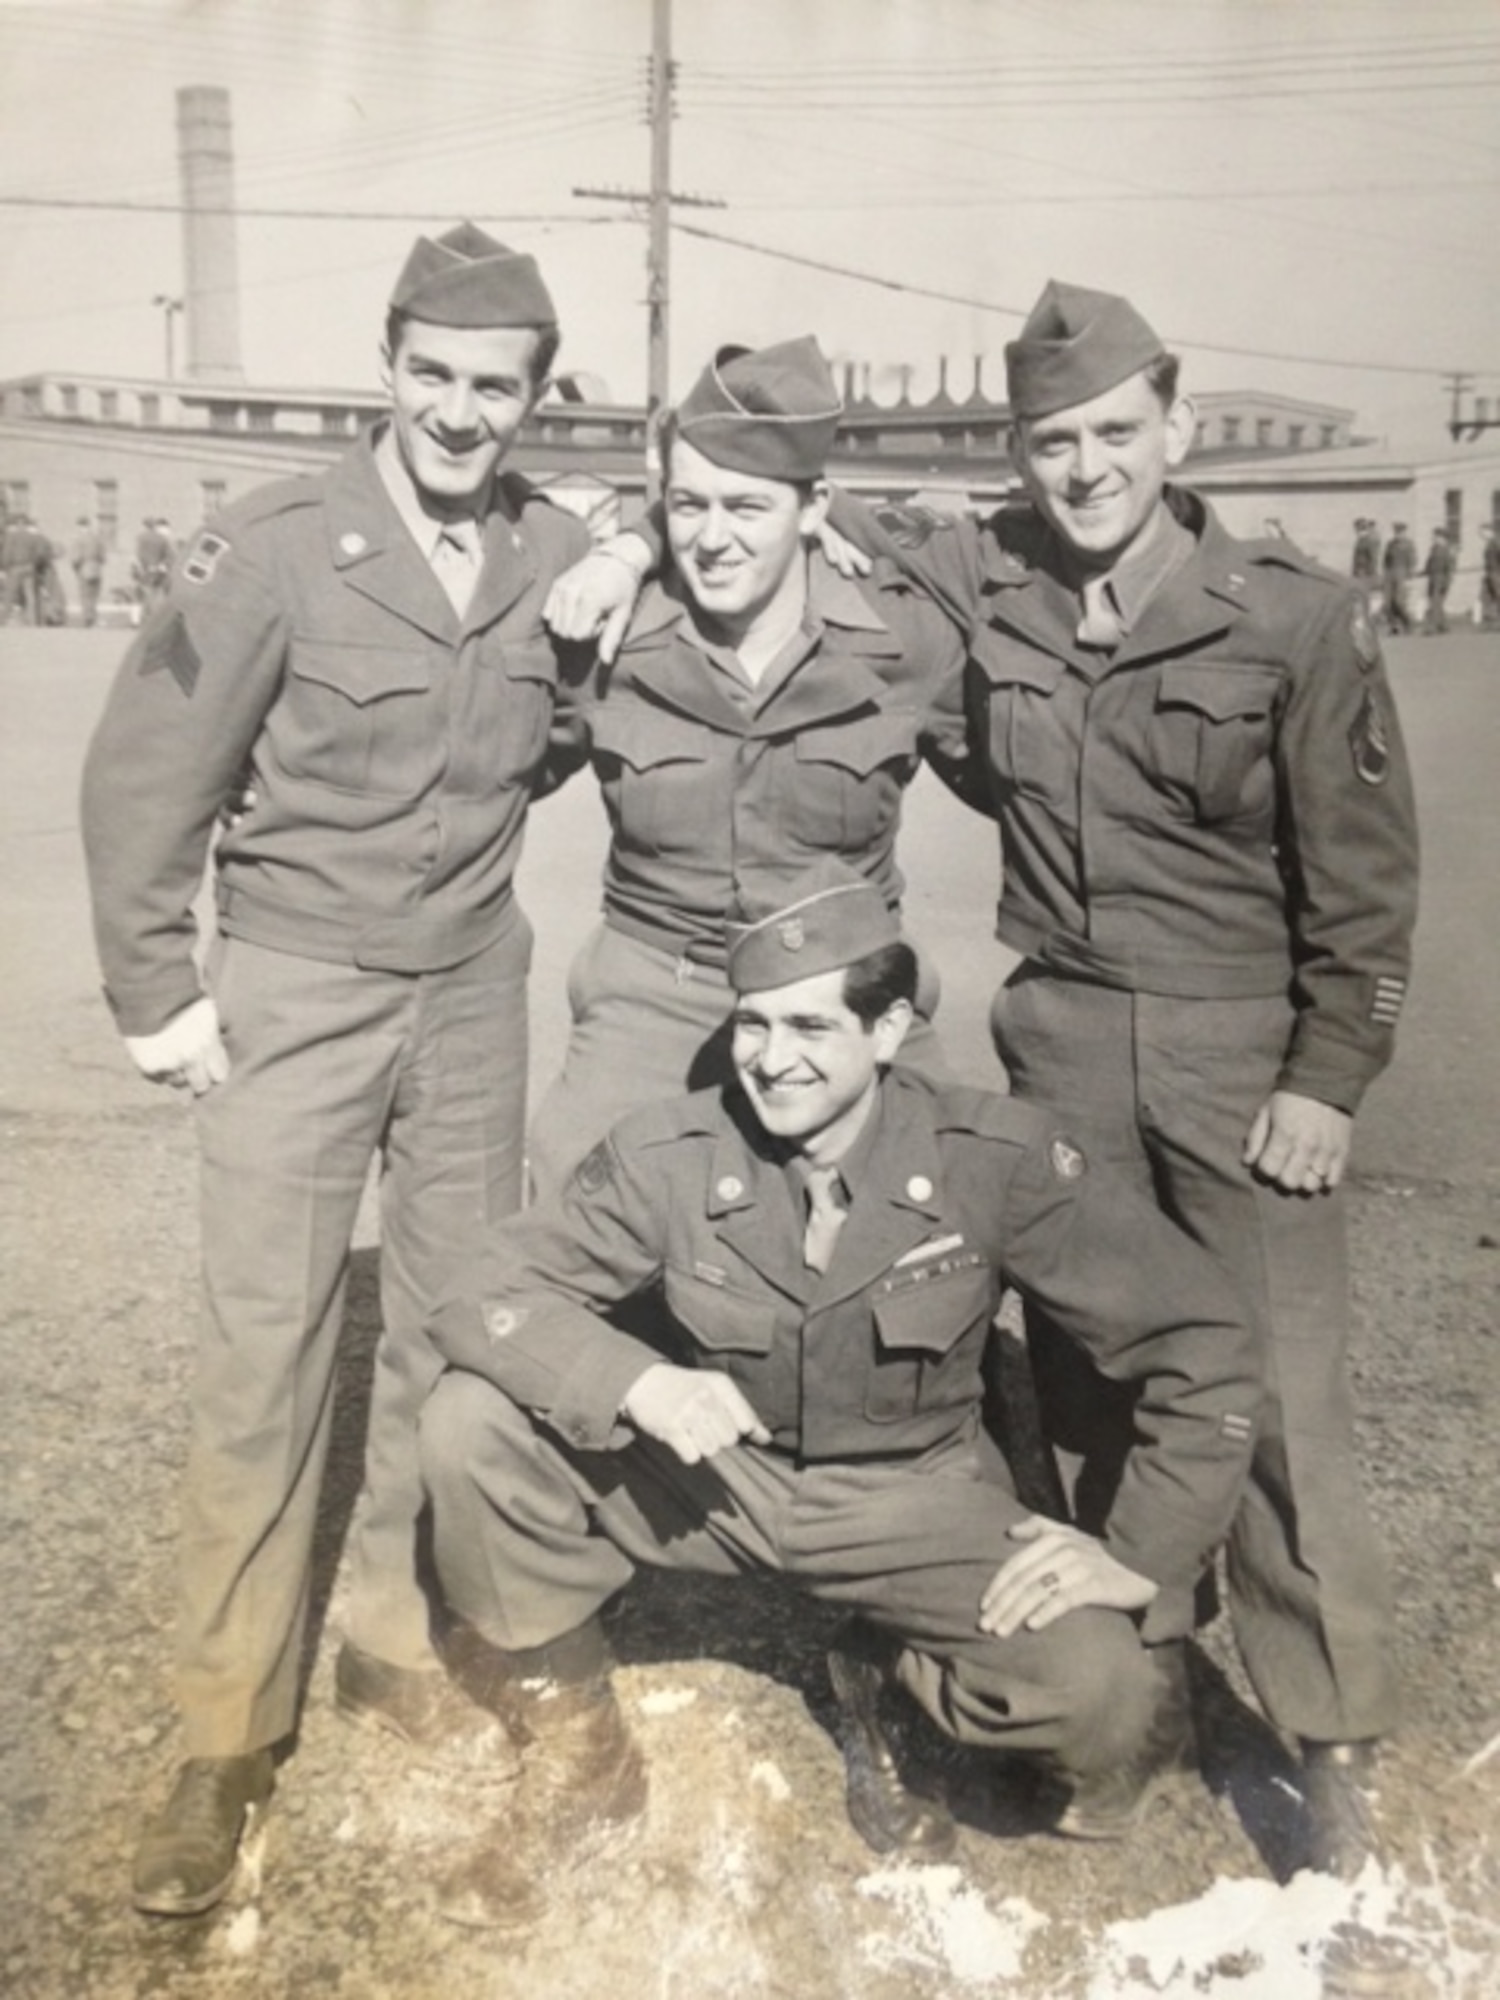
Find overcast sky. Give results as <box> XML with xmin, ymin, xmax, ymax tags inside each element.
<box><xmin>1</xmin><ymin>0</ymin><xmax>1496</xmax><ymax>450</ymax></box>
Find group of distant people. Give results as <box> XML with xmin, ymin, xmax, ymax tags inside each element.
<box><xmin>0</xmin><ymin>512</ymin><xmax>178</xmax><ymax>626</ymax></box>
<box><xmin>1352</xmin><ymin>513</ymin><xmax>1500</xmax><ymax>635</ymax></box>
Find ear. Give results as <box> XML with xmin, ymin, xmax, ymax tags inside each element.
<box><xmin>1163</xmin><ymin>395</ymin><xmax>1196</xmax><ymax>471</ymax></box>
<box><xmin>799</xmin><ymin>480</ymin><xmax>832</xmax><ymax>540</ymax></box>
<box><xmin>871</xmin><ymin>997</ymin><xmax>914</xmax><ymax>1065</ymax></box>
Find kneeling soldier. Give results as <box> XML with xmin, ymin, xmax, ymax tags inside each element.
<box><xmin>419</xmin><ymin>861</ymin><xmax>1262</xmax><ymax>1926</ymax></box>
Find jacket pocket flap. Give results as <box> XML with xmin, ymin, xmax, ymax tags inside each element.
<box><xmin>591</xmin><ymin>705</ymin><xmax>712</xmax><ymax>772</ymax></box>
<box><xmin>1155</xmin><ymin>662</ymin><xmax>1281</xmax><ymax>722</ymax></box>
<box><xmin>290</xmin><ymin>641</ymin><xmax>431</xmax><ymax>706</ymax></box>
<box><xmin>872</xmin><ymin>1259</ymin><xmax>994</xmax><ymax>1356</ymax></box>
<box><xmin>794</xmin><ymin>709</ymin><xmax>919</xmax><ymax>775</ymax></box>
<box><xmin>664</xmin><ymin>1268</ymin><xmax>777</xmax><ymax>1355</ymax></box>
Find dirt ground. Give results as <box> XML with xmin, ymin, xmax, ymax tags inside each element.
<box><xmin>3</xmin><ymin>628</ymin><xmax>1498</xmax><ymax>1999</ymax></box>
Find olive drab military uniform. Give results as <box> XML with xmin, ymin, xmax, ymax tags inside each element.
<box><xmin>836</xmin><ymin>482</ymin><xmax>1420</xmax><ymax>1748</ymax></box>
<box><xmin>527</xmin><ymin>553</ymin><xmax>975</xmax><ymax>1194</ymax></box>
<box><xmin>422</xmin><ymin>1067</ymin><xmax>1259</xmax><ymax>1771</ymax></box>
<box><xmin>80</xmin><ymin>434</ymin><xmax>589</xmax><ymax>1756</ymax></box>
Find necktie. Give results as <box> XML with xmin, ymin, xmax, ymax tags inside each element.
<box><xmin>432</xmin><ymin>519</ymin><xmax>482</xmax><ymax>616</ymax></box>
<box><xmin>1077</xmin><ymin>572</ymin><xmax>1123</xmax><ymax>650</ymax></box>
<box><xmin>802</xmin><ymin>1162</ymin><xmax>848</xmax><ymax>1274</ymax></box>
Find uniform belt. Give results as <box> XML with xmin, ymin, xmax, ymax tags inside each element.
<box><xmin>999</xmin><ymin>912</ymin><xmax>1291</xmax><ymax>999</ymax></box>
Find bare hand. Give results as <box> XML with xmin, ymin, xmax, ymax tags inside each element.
<box><xmin>620</xmin><ymin>1363</ymin><xmax>771</xmax><ymax>1465</ymax></box>
<box><xmin>815</xmin><ymin>520</ymin><xmax>872</xmax><ymax>581</ymax></box>
<box><xmin>123</xmin><ymin>996</ymin><xmax>230</xmax><ymax>1096</ymax></box>
<box><xmin>219</xmin><ymin>777</ymin><xmax>257</xmax><ymax>833</ymax></box>
<box><xmin>1242</xmin><ymin>1090</ymin><xmax>1352</xmax><ymax>1194</ymax></box>
<box><xmin>978</xmin><ymin>1516</ymin><xmax>1157</xmax><ymax>1637</ymax></box>
<box><xmin>544</xmin><ymin>536</ymin><xmax>651</xmax><ymax>665</ymax></box>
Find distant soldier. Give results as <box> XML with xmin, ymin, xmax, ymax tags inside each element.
<box><xmin>1421</xmin><ymin>528</ymin><xmax>1456</xmax><ymax>635</ymax></box>
<box><xmin>4</xmin><ymin>513</ymin><xmax>48</xmax><ymax>625</ymax></box>
<box><xmin>72</xmin><ymin>517</ymin><xmax>108</xmax><ymax>628</ymax></box>
<box><xmin>1350</xmin><ymin>518</ymin><xmax>1380</xmax><ymax>586</ymax></box>
<box><xmin>1381</xmin><ymin>522</ymin><xmax>1418</xmax><ymax>634</ymax></box>
<box><xmin>134</xmin><ymin>517</ymin><xmax>175</xmax><ymax>614</ymax></box>
<box><xmin>1480</xmin><ymin>525</ymin><xmax>1500</xmax><ymax>628</ymax></box>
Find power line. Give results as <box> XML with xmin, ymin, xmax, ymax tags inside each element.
<box><xmin>669</xmin><ymin>220</ymin><xmax>1467</xmax><ymax>381</ymax></box>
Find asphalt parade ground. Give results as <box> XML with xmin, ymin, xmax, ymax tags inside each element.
<box><xmin>2</xmin><ymin>625</ymin><xmax>1497</xmax><ymax>1999</ymax></box>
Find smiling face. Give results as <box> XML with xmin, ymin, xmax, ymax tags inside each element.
<box><xmin>380</xmin><ymin>319</ymin><xmax>548</xmax><ymax>513</ymax></box>
<box><xmin>731</xmin><ymin>966</ymin><xmax>911</xmax><ymax>1165</ymax></box>
<box><xmin>1011</xmin><ymin>368</ymin><xmax>1195</xmax><ymax>571</ymax></box>
<box><xmin>664</xmin><ymin>436</ymin><xmax>830</xmax><ymax>645</ymax></box>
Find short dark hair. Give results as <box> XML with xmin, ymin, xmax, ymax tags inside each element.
<box><xmin>1143</xmin><ymin>350</ymin><xmax>1182</xmax><ymax>407</ymax></box>
<box><xmin>383</xmin><ymin>308</ymin><xmax>560</xmax><ymax>390</ymax></box>
<box><xmin>841</xmin><ymin>942</ymin><xmax>917</xmax><ymax>1027</ymax></box>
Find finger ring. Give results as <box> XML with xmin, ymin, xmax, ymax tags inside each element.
<box><xmin>1039</xmin><ymin>1571</ymin><xmax>1061</xmax><ymax>1594</ymax></box>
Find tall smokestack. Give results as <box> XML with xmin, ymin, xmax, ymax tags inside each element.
<box><xmin>176</xmin><ymin>85</ymin><xmax>245</xmax><ymax>384</ymax></box>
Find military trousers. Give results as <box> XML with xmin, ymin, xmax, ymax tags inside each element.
<box><xmin>421</xmin><ymin>1372</ymin><xmax>1166</xmax><ymax>1779</ymax></box>
<box><xmin>990</xmin><ymin>966</ymin><xmax>1398</xmax><ymax>1745</ymax></box>
<box><xmin>179</xmin><ymin>918</ymin><xmax>531</xmax><ymax>1756</ymax></box>
<box><xmin>527</xmin><ymin>920</ymin><xmax>948</xmax><ymax>1202</ymax></box>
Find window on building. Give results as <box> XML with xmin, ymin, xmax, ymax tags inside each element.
<box><xmin>8</xmin><ymin>481</ymin><xmax>31</xmax><ymax>515</ymax></box>
<box><xmin>320</xmin><ymin>408</ymin><xmax>349</xmax><ymax>437</ymax></box>
<box><xmin>21</xmin><ymin>384</ymin><xmax>43</xmax><ymax>417</ymax></box>
<box><xmin>201</xmin><ymin>479</ymin><xmax>228</xmax><ymax>521</ymax></box>
<box><xmin>1222</xmin><ymin>416</ymin><xmax>1241</xmax><ymax>446</ymax></box>
<box><xmin>248</xmin><ymin>407</ymin><xmax>275</xmax><ymax>434</ymax></box>
<box><xmin>1445</xmin><ymin>488</ymin><xmax>1463</xmax><ymax>548</ymax></box>
<box><xmin>1491</xmin><ymin>489</ymin><xmax>1500</xmax><ymax>535</ymax></box>
<box><xmin>139</xmin><ymin>393</ymin><xmax>161</xmax><ymax>427</ymax></box>
<box><xmin>209</xmin><ymin>404</ymin><xmax>237</xmax><ymax>432</ymax></box>
<box><xmin>98</xmin><ymin>389</ymin><xmax>118</xmax><ymax>421</ymax></box>
<box><xmin>60</xmin><ymin>384</ymin><xmax>79</xmax><ymax>417</ymax></box>
<box><xmin>1320</xmin><ymin>423</ymin><xmax>1338</xmax><ymax>448</ymax></box>
<box><xmin>1256</xmin><ymin>418</ymin><xmax>1274</xmax><ymax>448</ymax></box>
<box><xmin>1288</xmin><ymin>424</ymin><xmax>1305</xmax><ymax>449</ymax></box>
<box><xmin>95</xmin><ymin>479</ymin><xmax>119</xmax><ymax>547</ymax></box>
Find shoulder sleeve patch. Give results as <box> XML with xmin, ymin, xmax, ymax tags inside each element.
<box><xmin>572</xmin><ymin>1139</ymin><xmax>616</xmax><ymax>1197</ymax></box>
<box><xmin>1049</xmin><ymin>1134</ymin><xmax>1088</xmax><ymax>1181</ymax></box>
<box><xmin>181</xmin><ymin>529</ymin><xmax>231</xmax><ymax>587</ymax></box>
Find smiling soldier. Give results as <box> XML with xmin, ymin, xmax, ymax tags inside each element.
<box><xmin>414</xmin><ymin>860</ymin><xmax>1261</xmax><ymax>1929</ymax></box>
<box><xmin>80</xmin><ymin>223</ymin><xmax>592</xmax><ymax>1916</ymax></box>
<box><xmin>526</xmin><ymin>336</ymin><xmax>977</xmax><ymax>1199</ymax></box>
<box><xmin>808</xmin><ymin>279</ymin><xmax>1420</xmax><ymax>1876</ymax></box>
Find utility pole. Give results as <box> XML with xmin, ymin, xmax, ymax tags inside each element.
<box><xmin>647</xmin><ymin>0</ymin><xmax>672</xmax><ymax>443</ymax></box>
<box><xmin>574</xmin><ymin>0</ymin><xmax>724</xmax><ymax>486</ymax></box>
<box><xmin>1446</xmin><ymin>370</ymin><xmax>1500</xmax><ymax>441</ymax></box>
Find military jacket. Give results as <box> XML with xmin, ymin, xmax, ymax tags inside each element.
<box><xmin>547</xmin><ymin>554</ymin><xmax>974</xmax><ymax>966</ymax></box>
<box><xmin>81</xmin><ymin>434</ymin><xmax>590</xmax><ymax>1035</ymax></box>
<box><xmin>835</xmin><ymin>487</ymin><xmax>1420</xmax><ymax>1114</ymax></box>
<box><xmin>431</xmin><ymin>1067</ymin><xmax>1260</xmax><ymax>1627</ymax></box>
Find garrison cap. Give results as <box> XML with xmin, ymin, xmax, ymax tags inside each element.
<box><xmin>726</xmin><ymin>859</ymin><xmax>898</xmax><ymax>994</ymax></box>
<box><xmin>390</xmin><ymin>220</ymin><xmax>557</xmax><ymax>329</ymax></box>
<box><xmin>1005</xmin><ymin>278</ymin><xmax>1166</xmax><ymax>420</ymax></box>
<box><xmin>672</xmin><ymin>336</ymin><xmax>842</xmax><ymax>482</ymax></box>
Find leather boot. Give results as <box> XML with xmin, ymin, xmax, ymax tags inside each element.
<box><xmin>1056</xmin><ymin>1640</ymin><xmax>1197</xmax><ymax>1840</ymax></box>
<box><xmin>131</xmin><ymin>1750</ymin><xmax>275</xmax><ymax>1917</ymax></box>
<box><xmin>826</xmin><ymin>1624</ymin><xmax>957</xmax><ymax>1859</ymax></box>
<box><xmin>1302</xmin><ymin>1739</ymin><xmax>1382</xmax><ymax>1879</ymax></box>
<box><xmin>334</xmin><ymin>1640</ymin><xmax>519</xmax><ymax>1783</ymax></box>
<box><xmin>435</xmin><ymin>1622</ymin><xmax>647</xmax><ymax>1930</ymax></box>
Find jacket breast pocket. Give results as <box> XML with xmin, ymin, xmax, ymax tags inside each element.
<box><xmin>484</xmin><ymin>635</ymin><xmax>559</xmax><ymax>787</ymax></box>
<box><xmin>789</xmin><ymin>709</ymin><xmax>920</xmax><ymax>847</ymax></box>
<box><xmin>970</xmin><ymin>635</ymin><xmax>1073</xmax><ymax>809</ymax></box>
<box><xmin>590</xmin><ymin>704</ymin><xmax>716</xmax><ymax>857</ymax></box>
<box><xmin>866</xmin><ymin>1257</ymin><xmax>996</xmax><ymax>1424</ymax></box>
<box><xmin>1149</xmin><ymin>662</ymin><xmax>1281</xmax><ymax>823</ymax></box>
<box><xmin>283</xmin><ymin>638</ymin><xmax>436</xmax><ymax>797</ymax></box>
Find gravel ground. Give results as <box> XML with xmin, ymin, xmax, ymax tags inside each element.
<box><xmin>3</xmin><ymin>629</ymin><xmax>1497</xmax><ymax>1999</ymax></box>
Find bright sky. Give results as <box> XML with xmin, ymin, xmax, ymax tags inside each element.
<box><xmin>1</xmin><ymin>0</ymin><xmax>1496</xmax><ymax>451</ymax></box>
